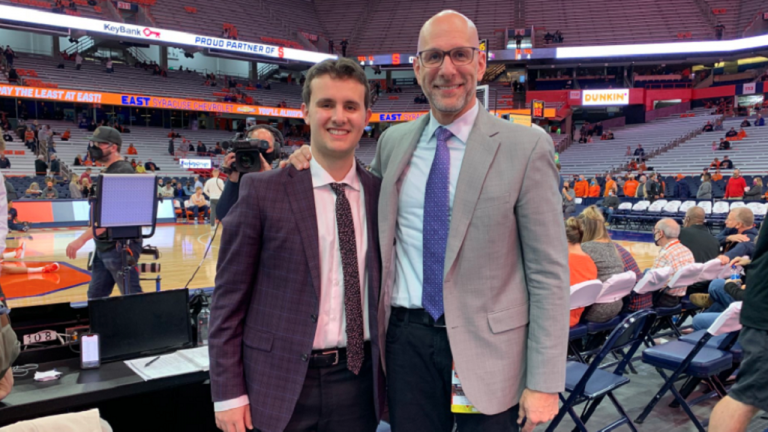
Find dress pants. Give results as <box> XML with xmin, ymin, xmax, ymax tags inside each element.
<box><xmin>386</xmin><ymin>308</ymin><xmax>520</xmax><ymax>432</ymax></box>
<box><xmin>257</xmin><ymin>350</ymin><xmax>377</xmax><ymax>432</ymax></box>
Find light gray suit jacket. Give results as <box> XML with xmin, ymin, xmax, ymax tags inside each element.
<box><xmin>370</xmin><ymin>105</ymin><xmax>570</xmax><ymax>415</ymax></box>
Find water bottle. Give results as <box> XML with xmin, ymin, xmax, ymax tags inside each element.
<box><xmin>730</xmin><ymin>264</ymin><xmax>740</xmax><ymax>281</ymax></box>
<box><xmin>197</xmin><ymin>303</ymin><xmax>210</xmax><ymax>346</ymax></box>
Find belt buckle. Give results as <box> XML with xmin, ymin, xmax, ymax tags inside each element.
<box><xmin>321</xmin><ymin>349</ymin><xmax>339</xmax><ymax>366</ymax></box>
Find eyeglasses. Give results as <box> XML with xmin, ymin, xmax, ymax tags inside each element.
<box><xmin>417</xmin><ymin>47</ymin><xmax>479</xmax><ymax>68</ymax></box>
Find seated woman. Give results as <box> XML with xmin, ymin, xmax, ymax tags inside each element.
<box><xmin>740</xmin><ymin>118</ymin><xmax>751</xmax><ymax>128</ymax></box>
<box><xmin>577</xmin><ymin>206</ymin><xmax>625</xmax><ymax>322</ymax></box>
<box><xmin>25</xmin><ymin>182</ymin><xmax>42</xmax><ymax>197</ymax></box>
<box><xmin>736</xmin><ymin>127</ymin><xmax>747</xmax><ymax>140</ymax></box>
<box><xmin>73</xmin><ymin>154</ymin><xmax>83</xmax><ymax>166</ymax></box>
<box><xmin>566</xmin><ymin>218</ymin><xmax>598</xmax><ymax>327</ymax></box>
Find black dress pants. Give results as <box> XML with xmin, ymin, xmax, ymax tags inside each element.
<box><xmin>386</xmin><ymin>307</ymin><xmax>520</xmax><ymax>432</ymax></box>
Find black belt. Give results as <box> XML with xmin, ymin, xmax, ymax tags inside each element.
<box><xmin>391</xmin><ymin>307</ymin><xmax>445</xmax><ymax>327</ymax></box>
<box><xmin>309</xmin><ymin>341</ymin><xmax>371</xmax><ymax>368</ymax></box>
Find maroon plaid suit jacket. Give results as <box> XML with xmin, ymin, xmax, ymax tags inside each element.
<box><xmin>209</xmin><ymin>164</ymin><xmax>384</xmax><ymax>432</ymax></box>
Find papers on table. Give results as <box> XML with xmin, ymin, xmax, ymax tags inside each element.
<box><xmin>124</xmin><ymin>346</ymin><xmax>209</xmax><ymax>381</ymax></box>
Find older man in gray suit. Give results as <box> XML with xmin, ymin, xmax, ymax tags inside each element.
<box><xmin>291</xmin><ymin>10</ymin><xmax>568</xmax><ymax>432</ymax></box>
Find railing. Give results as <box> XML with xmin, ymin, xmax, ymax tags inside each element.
<box><xmin>257</xmin><ymin>63</ymin><xmax>279</xmax><ymax>81</ymax></box>
<box><xmin>64</xmin><ymin>37</ymin><xmax>95</xmax><ymax>55</ymax></box>
<box><xmin>127</xmin><ymin>46</ymin><xmax>152</xmax><ymax>65</ymax></box>
<box><xmin>645</xmin><ymin>101</ymin><xmax>692</xmax><ymax>122</ymax></box>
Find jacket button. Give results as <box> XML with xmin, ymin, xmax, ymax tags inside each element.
<box><xmin>311</xmin><ymin>314</ymin><xmax>318</xmax><ymax>322</ymax></box>
<box><xmin>301</xmin><ymin>354</ymin><xmax>308</xmax><ymax>361</ymax></box>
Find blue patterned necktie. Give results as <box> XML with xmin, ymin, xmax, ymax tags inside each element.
<box><xmin>422</xmin><ymin>126</ymin><xmax>452</xmax><ymax>321</ymax></box>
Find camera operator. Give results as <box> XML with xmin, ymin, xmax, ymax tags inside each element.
<box><xmin>65</xmin><ymin>127</ymin><xmax>143</xmax><ymax>299</ymax></box>
<box><xmin>215</xmin><ymin>125</ymin><xmax>282</xmax><ymax>221</ymax></box>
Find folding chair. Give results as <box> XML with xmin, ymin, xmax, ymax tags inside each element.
<box><xmin>627</xmin><ymin>201</ymin><xmax>650</xmax><ymax>230</ymax></box>
<box><xmin>546</xmin><ymin>311</ymin><xmax>658</xmax><ymax>432</ymax></box>
<box><xmin>653</xmin><ymin>263</ymin><xmax>704</xmax><ymax>338</ymax></box>
<box><xmin>641</xmin><ymin>200</ymin><xmax>668</xmax><ymax>229</ymax></box>
<box><xmin>710</xmin><ymin>201</ymin><xmax>730</xmax><ymax>226</ymax></box>
<box><xmin>585</xmin><ymin>271</ymin><xmax>637</xmax><ymax>334</ymax></box>
<box><xmin>661</xmin><ymin>200</ymin><xmax>682</xmax><ymax>218</ymax></box>
<box><xmin>636</xmin><ymin>302</ymin><xmax>743</xmax><ymax>431</ymax></box>
<box><xmin>729</xmin><ymin>201</ymin><xmax>745</xmax><ymax>210</ymax></box>
<box><xmin>698</xmin><ymin>258</ymin><xmax>727</xmax><ymax>282</ymax></box>
<box><xmin>569</xmin><ymin>280</ymin><xmax>603</xmax><ymax>363</ymax></box>
<box><xmin>678</xmin><ymin>200</ymin><xmax>696</xmax><ymax>215</ymax></box>
<box><xmin>697</xmin><ymin>201</ymin><xmax>712</xmax><ymax>215</ymax></box>
<box><xmin>611</xmin><ymin>202</ymin><xmax>633</xmax><ymax>228</ymax></box>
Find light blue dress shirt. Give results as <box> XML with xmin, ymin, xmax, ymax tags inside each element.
<box><xmin>391</xmin><ymin>101</ymin><xmax>480</xmax><ymax>309</ymax></box>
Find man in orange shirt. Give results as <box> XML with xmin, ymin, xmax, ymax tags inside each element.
<box><xmin>624</xmin><ymin>175</ymin><xmax>639</xmax><ymax>197</ymax></box>
<box><xmin>603</xmin><ymin>174</ymin><xmax>617</xmax><ymax>197</ymax></box>
<box><xmin>736</xmin><ymin>127</ymin><xmax>747</xmax><ymax>140</ymax></box>
<box><xmin>712</xmin><ymin>169</ymin><xmax>723</xmax><ymax>182</ymax></box>
<box><xmin>126</xmin><ymin>143</ymin><xmax>138</xmax><ymax>155</ymax></box>
<box><xmin>588</xmin><ymin>179</ymin><xmax>601</xmax><ymax>197</ymax></box>
<box><xmin>574</xmin><ymin>175</ymin><xmax>589</xmax><ymax>198</ymax></box>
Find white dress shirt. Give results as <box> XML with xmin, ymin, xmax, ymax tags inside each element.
<box><xmin>203</xmin><ymin>177</ymin><xmax>225</xmax><ymax>200</ymax></box>
<box><xmin>391</xmin><ymin>100</ymin><xmax>479</xmax><ymax>309</ymax></box>
<box><xmin>214</xmin><ymin>152</ymin><xmax>369</xmax><ymax>412</ymax></box>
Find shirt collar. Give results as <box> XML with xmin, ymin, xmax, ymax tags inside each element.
<box><xmin>309</xmin><ymin>149</ymin><xmax>360</xmax><ymax>192</ymax></box>
<box><xmin>425</xmin><ymin>99</ymin><xmax>480</xmax><ymax>145</ymax></box>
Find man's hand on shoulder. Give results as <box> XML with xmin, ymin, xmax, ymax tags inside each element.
<box><xmin>287</xmin><ymin>145</ymin><xmax>312</xmax><ymax>170</ymax></box>
<box><xmin>517</xmin><ymin>388</ymin><xmax>559</xmax><ymax>432</ymax></box>
<box><xmin>215</xmin><ymin>404</ymin><xmax>253</xmax><ymax>432</ymax></box>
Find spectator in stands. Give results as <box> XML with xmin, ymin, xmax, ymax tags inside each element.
<box><xmin>633</xmin><ymin>144</ymin><xmax>645</xmax><ymax>160</ymax></box>
<box><xmin>652</xmin><ymin>218</ymin><xmax>695</xmax><ymax>307</ymax></box>
<box><xmin>714</xmin><ymin>119</ymin><xmax>724</xmax><ymax>131</ymax></box>
<box><xmin>41</xmin><ymin>180</ymin><xmax>59</xmax><ymax>199</ymax></box>
<box><xmin>188</xmin><ymin>187</ymin><xmax>209</xmax><ymax>223</ymax></box>
<box><xmin>674</xmin><ymin>174</ymin><xmax>690</xmax><ymax>199</ymax></box>
<box><xmin>565</xmin><ymin>217</ymin><xmax>597</xmax><ymax>327</ymax></box>
<box><xmin>69</xmin><ymin>173</ymin><xmax>82</xmax><ymax>199</ymax></box>
<box><xmin>25</xmin><ymin>182</ymin><xmax>41</xmax><ymax>197</ymax></box>
<box><xmin>578</xmin><ymin>206</ymin><xmax>624</xmax><ymax>322</ymax></box>
<box><xmin>623</xmin><ymin>175</ymin><xmax>639</xmax><ymax>197</ymax></box>
<box><xmin>736</xmin><ymin>127</ymin><xmax>748</xmax><ymax>140</ymax></box>
<box><xmin>703</xmin><ymin>121</ymin><xmax>714</xmax><ymax>132</ymax></box>
<box><xmin>49</xmin><ymin>154</ymin><xmax>60</xmax><ymax>176</ymax></box>
<box><xmin>80</xmin><ymin>167</ymin><xmax>92</xmax><ymax>183</ymax></box>
<box><xmin>756</xmin><ymin>114</ymin><xmax>765</xmax><ymax>126</ymax></box>
<box><xmin>87</xmin><ymin>120</ymin><xmax>97</xmax><ymax>132</ymax></box>
<box><xmin>144</xmin><ymin>159</ymin><xmax>158</xmax><ymax>172</ymax></box>
<box><xmin>712</xmin><ymin>168</ymin><xmax>723</xmax><ymax>182</ymax></box>
<box><xmin>183</xmin><ymin>181</ymin><xmax>195</xmax><ymax>196</ymax></box>
<box><xmin>625</xmin><ymin>146</ymin><xmax>632</xmax><ymax>157</ymax></box>
<box><xmin>340</xmin><ymin>39</ymin><xmax>348</xmax><ymax>57</ymax></box>
<box><xmin>717</xmin><ymin>207</ymin><xmax>758</xmax><ymax>257</ymax></box>
<box><xmin>135</xmin><ymin>161</ymin><xmax>145</xmax><ymax>173</ymax></box>
<box><xmin>562</xmin><ymin>181</ymin><xmax>575</xmax><ymax>218</ymax></box>
<box><xmin>573</xmin><ymin>175</ymin><xmax>589</xmax><ymax>198</ymax></box>
<box><xmin>605</xmin><ymin>130</ymin><xmax>614</xmax><ymax>140</ymax></box>
<box><xmin>196</xmin><ymin>141</ymin><xmax>207</xmax><ymax>155</ymax></box>
<box><xmin>168</xmin><ymin>129</ymin><xmax>181</xmax><ymax>138</ymax></box>
<box><xmin>745</xmin><ymin>177</ymin><xmax>764</xmax><ymax>200</ymax></box>
<box><xmin>697</xmin><ymin>173</ymin><xmax>713</xmax><ymax>199</ymax></box>
<box><xmin>188</xmin><ymin>141</ymin><xmax>195</xmax><ymax>152</ymax></box>
<box><xmin>159</xmin><ymin>183</ymin><xmax>174</xmax><ymax>199</ymax></box>
<box><xmin>544</xmin><ymin>32</ymin><xmax>554</xmax><ymax>45</ymax></box>
<box><xmin>588</xmin><ymin>178</ymin><xmax>601</xmax><ymax>197</ymax></box>
<box><xmin>0</xmin><ymin>153</ymin><xmax>10</xmax><ymax>169</ymax></box>
<box><xmin>4</xmin><ymin>46</ymin><xmax>15</xmax><ymax>66</ymax></box>
<box><xmin>603</xmin><ymin>174</ymin><xmax>617</xmax><ymax>196</ymax></box>
<box><xmin>105</xmin><ymin>58</ymin><xmax>114</xmax><ymax>74</ymax></box>
<box><xmin>168</xmin><ymin>139</ymin><xmax>175</xmax><ymax>156</ymax></box>
<box><xmin>554</xmin><ymin>30</ymin><xmax>563</xmax><ymax>43</ymax></box>
<box><xmin>720</xmin><ymin>155</ymin><xmax>734</xmax><ymax>169</ymax></box>
<box><xmin>710</xmin><ymin>157</ymin><xmax>721</xmax><ymax>169</ymax></box>
<box><xmin>193</xmin><ymin>175</ymin><xmax>203</xmax><ymax>190</ymax></box>
<box><xmin>718</xmin><ymin>137</ymin><xmax>731</xmax><ymax>150</ymax></box>
<box><xmin>213</xmin><ymin>143</ymin><xmax>223</xmax><ymax>155</ymax></box>
<box><xmin>627</xmin><ymin>158</ymin><xmax>638</xmax><ymax>171</ymax></box>
<box><xmin>130</xmin><ymin>159</ymin><xmax>137</xmax><ymax>169</ymax></box>
<box><xmin>126</xmin><ymin>143</ymin><xmax>137</xmax><ymax>155</ymax></box>
<box><xmin>81</xmin><ymin>177</ymin><xmax>93</xmax><ymax>198</ymax></box>
<box><xmin>714</xmin><ymin>22</ymin><xmax>725</xmax><ymax>40</ymax></box>
<box><xmin>75</xmin><ymin>52</ymin><xmax>83</xmax><ymax>70</ymax></box>
<box><xmin>24</xmin><ymin>126</ymin><xmax>36</xmax><ymax>153</ymax></box>
<box><xmin>725</xmin><ymin>169</ymin><xmax>747</xmax><ymax>199</ymax></box>
<box><xmin>647</xmin><ymin>174</ymin><xmax>662</xmax><ymax>201</ymax></box>
<box><xmin>741</xmin><ymin>118</ymin><xmax>752</xmax><ymax>128</ymax></box>
<box><xmin>7</xmin><ymin>67</ymin><xmax>18</xmax><ymax>84</ymax></box>
<box><xmin>601</xmin><ymin>189</ymin><xmax>620</xmax><ymax>224</ymax></box>
<box><xmin>34</xmin><ymin>155</ymin><xmax>48</xmax><ymax>176</ymax></box>
<box><xmin>725</xmin><ymin>127</ymin><xmax>738</xmax><ymax>139</ymax></box>
<box><xmin>61</xmin><ymin>128</ymin><xmax>71</xmax><ymax>141</ymax></box>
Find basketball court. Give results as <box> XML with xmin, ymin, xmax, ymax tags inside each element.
<box><xmin>3</xmin><ymin>224</ymin><xmax>661</xmax><ymax>309</ymax></box>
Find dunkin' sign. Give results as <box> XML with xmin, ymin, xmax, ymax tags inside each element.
<box><xmin>582</xmin><ymin>89</ymin><xmax>630</xmax><ymax>106</ymax></box>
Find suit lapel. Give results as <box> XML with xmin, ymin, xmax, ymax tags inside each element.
<box><xmin>379</xmin><ymin>114</ymin><xmax>429</xmax><ymax>275</ymax></box>
<box><xmin>444</xmin><ymin>108</ymin><xmax>501</xmax><ymax>276</ymax></box>
<box><xmin>285</xmin><ymin>167</ymin><xmax>322</xmax><ymax>301</ymax></box>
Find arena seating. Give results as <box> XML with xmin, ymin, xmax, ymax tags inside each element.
<box><xmin>1</xmin><ymin>0</ymin><xmax>106</xmax><ymax>20</ymax></box>
<box><xmin>643</xmin><ymin>115</ymin><xmax>768</xmax><ymax>174</ymax></box>
<box><xmin>11</xmin><ymin>53</ymin><xmax>305</xmax><ymax>108</ymax></box>
<box><xmin>558</xmin><ymin>108</ymin><xmax>720</xmax><ymax>175</ymax></box>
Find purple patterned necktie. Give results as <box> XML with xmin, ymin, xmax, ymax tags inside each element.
<box><xmin>423</xmin><ymin>126</ymin><xmax>452</xmax><ymax>321</ymax></box>
<box><xmin>330</xmin><ymin>183</ymin><xmax>364</xmax><ymax>374</ymax></box>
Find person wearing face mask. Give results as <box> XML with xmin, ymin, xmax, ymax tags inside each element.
<box><xmin>587</xmin><ymin>178</ymin><xmax>601</xmax><ymax>197</ymax></box>
<box><xmin>697</xmin><ymin>173</ymin><xmax>712</xmax><ymax>199</ymax></box>
<box><xmin>562</xmin><ymin>181</ymin><xmax>575</xmax><ymax>218</ymax></box>
<box><xmin>64</xmin><ymin>127</ymin><xmax>142</xmax><ymax>299</ymax></box>
<box><xmin>651</xmin><ymin>218</ymin><xmax>695</xmax><ymax>307</ymax></box>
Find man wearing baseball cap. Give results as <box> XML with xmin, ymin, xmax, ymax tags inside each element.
<box><xmin>66</xmin><ymin>126</ymin><xmax>144</xmax><ymax>299</ymax></box>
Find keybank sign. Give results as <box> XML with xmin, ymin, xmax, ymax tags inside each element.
<box><xmin>0</xmin><ymin>4</ymin><xmax>334</xmax><ymax>64</ymax></box>
<box><xmin>103</xmin><ymin>24</ymin><xmax>142</xmax><ymax>37</ymax></box>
